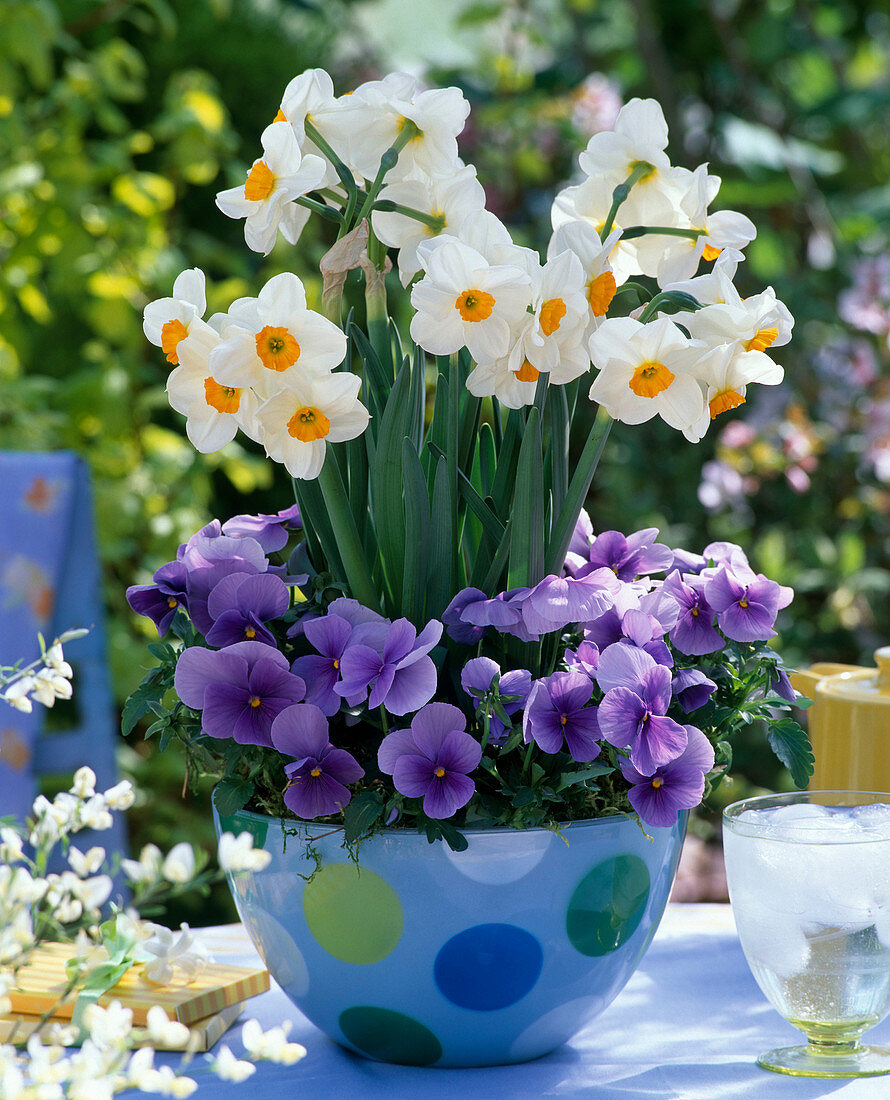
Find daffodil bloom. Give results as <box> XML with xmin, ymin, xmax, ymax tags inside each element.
<box><xmin>166</xmin><ymin>323</ymin><xmax>261</xmax><ymax>454</ymax></box>
<box><xmin>323</xmin><ymin>72</ymin><xmax>469</xmax><ymax>183</ymax></box>
<box><xmin>257</xmin><ymin>372</ymin><xmax>370</xmax><ymax>480</ymax></box>
<box><xmin>373</xmin><ymin>164</ymin><xmax>488</xmax><ymax>285</ymax></box>
<box><xmin>683</xmin><ymin>287</ymin><xmax>794</xmax><ymax>354</ymax></box>
<box><xmin>588</xmin><ymin>316</ymin><xmax>706</xmax><ymax>435</ymax></box>
<box><xmin>142</xmin><ymin>268</ymin><xmax>207</xmax><ymax>367</ymax></box>
<box><xmin>276</xmin><ymin>68</ymin><xmax>343</xmax><ymax>188</ymax></box>
<box><xmin>548</xmin><ymin>222</ymin><xmax>622</xmax><ymax>339</ymax></box>
<box><xmin>208</xmin><ymin>272</ymin><xmax>347</xmax><ymax>398</ymax></box>
<box><xmin>410</xmin><ymin>237</ymin><xmax>531</xmax><ymax>364</ymax></box>
<box><xmin>661</xmin><ymin>247</ymin><xmax>746</xmax><ymax>306</ymax></box>
<box><xmin>215</xmin><ymin>121</ymin><xmax>326</xmax><ymax>255</ymax></box>
<box><xmin>644</xmin><ymin>165</ymin><xmax>756</xmax><ymax>287</ymax></box>
<box><xmin>683</xmin><ymin>342</ymin><xmax>785</xmax><ymax>442</ymax></box>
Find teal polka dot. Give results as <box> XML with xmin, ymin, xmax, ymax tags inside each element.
<box><xmin>339</xmin><ymin>1006</ymin><xmax>442</xmax><ymax>1065</ymax></box>
<box><xmin>566</xmin><ymin>854</ymin><xmax>650</xmax><ymax>956</ymax></box>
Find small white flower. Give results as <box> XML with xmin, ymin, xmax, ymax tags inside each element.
<box><xmin>84</xmin><ymin>1000</ymin><xmax>133</xmax><ymax>1049</ymax></box>
<box><xmin>142</xmin><ymin>922</ymin><xmax>210</xmax><ymax>985</ymax></box>
<box><xmin>215</xmin><ymin>121</ymin><xmax>326</xmax><ymax>255</ymax></box>
<box><xmin>68</xmin><ymin>845</ymin><xmax>106</xmax><ymax>877</ymax></box>
<box><xmin>145</xmin><ymin>1005</ymin><xmax>191</xmax><ymax>1049</ymax></box>
<box><xmin>0</xmin><ymin>828</ymin><xmax>24</xmax><ymax>863</ymax></box>
<box><xmin>122</xmin><ymin>843</ymin><xmax>163</xmax><ymax>884</ymax></box>
<box><xmin>257</xmin><ymin>371</ymin><xmax>370</xmax><ymax>481</ymax></box>
<box><xmin>1</xmin><ymin>677</ymin><xmax>34</xmax><ymax>712</ymax></box>
<box><xmin>71</xmin><ymin>766</ymin><xmax>97</xmax><ymax>799</ymax></box>
<box><xmin>143</xmin><ymin>268</ymin><xmax>208</xmax><ymax>366</ymax></box>
<box><xmin>45</xmin><ymin>642</ymin><xmax>73</xmax><ymax>679</ymax></box>
<box><xmin>242</xmin><ymin>1018</ymin><xmax>307</xmax><ymax>1065</ymax></box>
<box><xmin>148</xmin><ymin>1064</ymin><xmax>199</xmax><ymax>1098</ymax></box>
<box><xmin>161</xmin><ymin>842</ymin><xmax>196</xmax><ymax>884</ymax></box>
<box><xmin>213</xmin><ymin>1044</ymin><xmax>257</xmax><ymax>1083</ymax></box>
<box><xmin>410</xmin><ymin>236</ymin><xmax>531</xmax><ymax>364</ymax></box>
<box><xmin>217</xmin><ymin>831</ymin><xmax>272</xmax><ymax>873</ymax></box>
<box><xmin>78</xmin><ymin>794</ymin><xmax>113</xmax><ymax>832</ymax></box>
<box><xmin>588</xmin><ymin>315</ymin><xmax>707</xmax><ymax>436</ymax></box>
<box><xmin>102</xmin><ymin>779</ymin><xmax>135</xmax><ymax>811</ymax></box>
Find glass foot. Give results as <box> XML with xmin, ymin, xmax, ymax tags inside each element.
<box><xmin>758</xmin><ymin>1043</ymin><xmax>890</xmax><ymax>1078</ymax></box>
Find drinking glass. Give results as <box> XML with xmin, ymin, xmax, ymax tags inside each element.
<box><xmin>724</xmin><ymin>790</ymin><xmax>890</xmax><ymax>1078</ymax></box>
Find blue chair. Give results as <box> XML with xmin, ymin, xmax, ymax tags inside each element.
<box><xmin>0</xmin><ymin>453</ymin><xmax>126</xmax><ymax>861</ymax></box>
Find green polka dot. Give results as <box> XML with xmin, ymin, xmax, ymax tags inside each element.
<box><xmin>339</xmin><ymin>1006</ymin><xmax>442</xmax><ymax>1065</ymax></box>
<box><xmin>303</xmin><ymin>863</ymin><xmax>403</xmax><ymax>964</ymax></box>
<box><xmin>566</xmin><ymin>854</ymin><xmax>650</xmax><ymax>956</ymax></box>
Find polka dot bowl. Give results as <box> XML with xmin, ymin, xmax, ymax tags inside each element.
<box><xmin>214</xmin><ymin>804</ymin><xmax>686</xmax><ymax>1067</ymax></box>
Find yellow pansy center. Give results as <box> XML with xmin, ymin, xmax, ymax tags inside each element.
<box><xmin>744</xmin><ymin>327</ymin><xmax>779</xmax><ymax>353</ymax></box>
<box><xmin>167</xmin><ymin>597</ymin><xmax>178</xmax><ymax>610</ymax></box>
<box><xmin>702</xmin><ymin>243</ymin><xmax>722</xmax><ymax>262</ymax></box>
<box><xmin>333</xmin><ymin>658</ymin><xmax>339</xmax><ymax>670</ymax></box>
<box><xmin>203</xmin><ymin>378</ymin><xmax>241</xmax><ymax>414</ymax></box>
<box><xmin>249</xmin><ymin>696</ymin><xmax>262</xmax><ymax>709</ymax></box>
<box><xmin>310</xmin><ymin>766</ymin><xmax>321</xmax><ymax>778</ymax></box>
<box><xmin>244</xmin><ymin>160</ymin><xmax>276</xmax><ymax>201</ymax></box>
<box><xmin>709</xmin><ymin>389</ymin><xmax>746</xmax><ymax>419</ymax></box>
<box><xmin>513</xmin><ymin>358</ymin><xmax>540</xmax><ymax>383</ymax></box>
<box><xmin>244</xmin><ymin>626</ymin><xmax>256</xmax><ymax>639</ymax></box>
<box><xmin>456</xmin><ymin>288</ymin><xmax>495</xmax><ymax>322</ymax></box>
<box><xmin>539</xmin><ymin>297</ymin><xmax>567</xmax><ymax>336</ymax></box>
<box><xmin>256</xmin><ymin>326</ymin><xmax>301</xmax><ymax>372</ymax></box>
<box><xmin>161</xmin><ymin>318</ymin><xmax>189</xmax><ymax>365</ymax></box>
<box><xmin>560</xmin><ymin>715</ymin><xmax>568</xmax><ymax>726</ymax></box>
<box><xmin>288</xmin><ymin>406</ymin><xmax>331</xmax><ymax>442</ymax></box>
<box><xmin>629</xmin><ymin>360</ymin><xmax>675</xmax><ymax>398</ymax></box>
<box><xmin>587</xmin><ymin>271</ymin><xmax>617</xmax><ymax>317</ymax></box>
<box><xmin>651</xmin><ymin>777</ymin><xmax>663</xmax><ymax>789</ymax></box>
<box><xmin>434</xmin><ymin>766</ymin><xmax>446</xmax><ymax>778</ymax></box>
<box><xmin>739</xmin><ymin>598</ymin><xmax>749</xmax><ymax>609</ymax></box>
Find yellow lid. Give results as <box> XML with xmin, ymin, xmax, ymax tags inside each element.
<box><xmin>818</xmin><ymin>647</ymin><xmax>890</xmax><ymax>703</ymax></box>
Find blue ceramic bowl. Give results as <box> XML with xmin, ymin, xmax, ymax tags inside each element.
<box><xmin>214</xmin><ymin>804</ymin><xmax>685</xmax><ymax>1067</ymax></box>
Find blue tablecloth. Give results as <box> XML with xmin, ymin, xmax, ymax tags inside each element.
<box><xmin>161</xmin><ymin>906</ymin><xmax>890</xmax><ymax>1098</ymax></box>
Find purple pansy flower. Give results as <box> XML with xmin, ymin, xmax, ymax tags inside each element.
<box><xmin>174</xmin><ymin>641</ymin><xmax>306</xmax><ymax>747</ymax></box>
<box><xmin>766</xmin><ymin>664</ymin><xmax>797</xmax><ymax>703</ymax></box>
<box><xmin>378</xmin><ymin>703</ymin><xmax>482</xmax><ymax>819</ymax></box>
<box><xmin>570</xmin><ymin>528</ymin><xmax>673</xmax><ymax>581</ymax></box>
<box><xmin>671</xmin><ymin>668</ymin><xmax>717</xmax><ymax>713</ymax></box>
<box><xmin>564</xmin><ymin>641</ymin><xmax>600</xmax><ymax>677</ymax></box>
<box><xmin>660</xmin><ymin>572</ymin><xmax>723</xmax><ymax>656</ymax></box>
<box><xmin>460</xmin><ymin>657</ymin><xmax>532</xmax><ymax>743</ymax></box>
<box><xmin>126</xmin><ymin>560</ymin><xmax>189</xmax><ymax>636</ymax></box>
<box><xmin>514</xmin><ymin>570</ymin><xmax>618</xmax><ymax>635</ymax></box>
<box><xmin>270</xmin><ymin>703</ymin><xmax>363</xmax><ymax>819</ymax></box>
<box><xmin>291</xmin><ymin>613</ymin><xmax>353</xmax><ymax>716</ymax></box>
<box><xmin>336</xmin><ymin>618</ymin><xmax>442</xmax><ymax>716</ymax></box>
<box><xmin>204</xmin><ymin>572</ymin><xmax>290</xmax><ymax>648</ymax></box>
<box><xmin>222</xmin><ymin>504</ymin><xmax>302</xmax><ymax>553</ymax></box>
<box><xmin>442</xmin><ymin>588</ymin><xmax>491</xmax><ymax>644</ymax></box>
<box><xmin>705</xmin><ymin>566</ymin><xmax>793</xmax><ymax>643</ymax></box>
<box><xmin>621</xmin><ymin>725</ymin><xmax>715</xmax><ymax>827</ymax></box>
<box><xmin>522</xmin><ymin>671</ymin><xmax>602</xmax><ymax>762</ymax></box>
<box><xmin>180</xmin><ymin>524</ymin><xmax>269</xmax><ymax>635</ymax></box>
<box><xmin>596</xmin><ymin>645</ymin><xmax>688</xmax><ymax>774</ymax></box>
<box><xmin>585</xmin><ymin>608</ymin><xmax>672</xmax><ymax>666</ymax></box>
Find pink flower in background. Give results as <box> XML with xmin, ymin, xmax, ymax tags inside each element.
<box><xmin>571</xmin><ymin>74</ymin><xmax>622</xmax><ymax>138</ymax></box>
<box><xmin>839</xmin><ymin>254</ymin><xmax>890</xmax><ymax>338</ymax></box>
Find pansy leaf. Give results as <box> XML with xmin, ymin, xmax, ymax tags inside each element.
<box><xmin>214</xmin><ymin>776</ymin><xmax>255</xmax><ymax>818</ymax></box>
<box><xmin>343</xmin><ymin>789</ymin><xmax>386</xmax><ymax>844</ymax></box>
<box><xmin>766</xmin><ymin>718</ymin><xmax>815</xmax><ymax>790</ymax></box>
<box><xmin>555</xmin><ymin>762</ymin><xmax>615</xmax><ymax>791</ymax></box>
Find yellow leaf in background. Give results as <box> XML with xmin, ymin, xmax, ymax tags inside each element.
<box><xmin>18</xmin><ymin>284</ymin><xmax>51</xmax><ymax>323</ymax></box>
<box><xmin>0</xmin><ymin>335</ymin><xmax>20</xmax><ymax>380</ymax></box>
<box><xmin>183</xmin><ymin>89</ymin><xmax>226</xmax><ymax>133</ymax></box>
<box><xmin>88</xmin><ymin>271</ymin><xmax>140</xmax><ymax>301</ymax></box>
<box><xmin>112</xmin><ymin>172</ymin><xmax>175</xmax><ymax>217</ymax></box>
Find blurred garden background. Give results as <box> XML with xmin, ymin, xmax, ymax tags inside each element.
<box><xmin>2</xmin><ymin>0</ymin><xmax>889</xmax><ymax>919</ymax></box>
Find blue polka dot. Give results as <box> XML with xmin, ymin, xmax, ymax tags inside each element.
<box><xmin>434</xmin><ymin>923</ymin><xmax>543</xmax><ymax>1011</ymax></box>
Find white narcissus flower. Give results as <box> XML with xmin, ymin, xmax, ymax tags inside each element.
<box><xmin>373</xmin><ymin>164</ymin><xmax>488</xmax><ymax>285</ymax></box>
<box><xmin>257</xmin><ymin>371</ymin><xmax>370</xmax><ymax>480</ymax></box>
<box><xmin>167</xmin><ymin>323</ymin><xmax>261</xmax><ymax>455</ymax></box>
<box><xmin>661</xmin><ymin>247</ymin><xmax>745</xmax><ymax>306</ymax></box>
<box><xmin>465</xmin><ymin>350</ymin><xmax>538</xmax><ymax>409</ymax></box>
<box><xmin>161</xmin><ymin>842</ymin><xmax>196</xmax><ymax>884</ymax></box>
<box><xmin>548</xmin><ymin>222</ymin><xmax>622</xmax><ymax>338</ymax></box>
<box><xmin>209</xmin><ymin>272</ymin><xmax>347</xmax><ymax>399</ymax></box>
<box><xmin>215</xmin><ymin>121</ymin><xmax>326</xmax><ymax>255</ymax></box>
<box><xmin>410</xmin><ymin>237</ymin><xmax>531</xmax><ymax>364</ymax></box>
<box><xmin>684</xmin><ymin>342</ymin><xmax>784</xmax><ymax>442</ymax></box>
<box><xmin>324</xmin><ymin>72</ymin><xmax>470</xmax><ymax>183</ymax></box>
<box><xmin>276</xmin><ymin>68</ymin><xmax>343</xmax><ymax>187</ymax></box>
<box><xmin>552</xmin><ymin>173</ymin><xmax>647</xmax><ymax>286</ymax></box>
<box><xmin>645</xmin><ymin>165</ymin><xmax>756</xmax><ymax>287</ymax></box>
<box><xmin>242</xmin><ymin>1018</ymin><xmax>307</xmax><ymax>1064</ymax></box>
<box><xmin>143</xmin><ymin>268</ymin><xmax>207</xmax><ymax>367</ymax></box>
<box><xmin>588</xmin><ymin>316</ymin><xmax>706</xmax><ymax>435</ymax></box>
<box><xmin>217</xmin><ymin>830</ymin><xmax>272</xmax><ymax>873</ymax></box>
<box><xmin>517</xmin><ymin>248</ymin><xmax>590</xmax><ymax>383</ymax></box>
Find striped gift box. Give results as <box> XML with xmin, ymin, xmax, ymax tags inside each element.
<box><xmin>8</xmin><ymin>942</ymin><xmax>269</xmax><ymax>1025</ymax></box>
